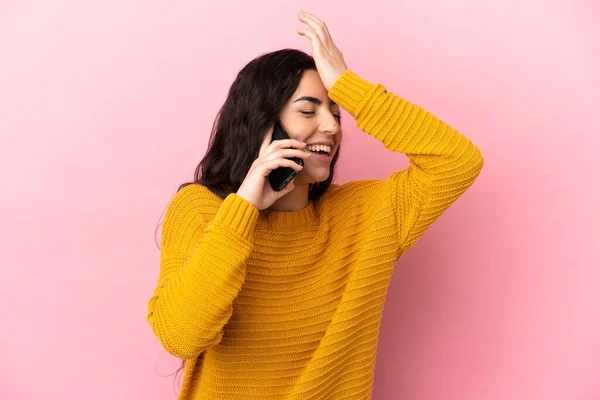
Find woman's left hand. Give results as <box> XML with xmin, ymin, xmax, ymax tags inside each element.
<box><xmin>297</xmin><ymin>11</ymin><xmax>348</xmax><ymax>92</ymax></box>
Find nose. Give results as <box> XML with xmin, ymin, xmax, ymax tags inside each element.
<box><xmin>320</xmin><ymin>113</ymin><xmax>341</xmax><ymax>136</ymax></box>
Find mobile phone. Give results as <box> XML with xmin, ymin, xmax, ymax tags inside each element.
<box><xmin>268</xmin><ymin>120</ymin><xmax>304</xmax><ymax>191</ymax></box>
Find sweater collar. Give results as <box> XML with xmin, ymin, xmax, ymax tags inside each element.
<box><xmin>259</xmin><ymin>200</ymin><xmax>319</xmax><ymax>229</ymax></box>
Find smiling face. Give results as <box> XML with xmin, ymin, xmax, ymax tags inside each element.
<box><xmin>278</xmin><ymin>69</ymin><xmax>343</xmax><ymax>185</ymax></box>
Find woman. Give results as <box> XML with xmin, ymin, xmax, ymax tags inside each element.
<box><xmin>147</xmin><ymin>11</ymin><xmax>484</xmax><ymax>400</ymax></box>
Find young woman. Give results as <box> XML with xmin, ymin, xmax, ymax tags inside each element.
<box><xmin>147</xmin><ymin>11</ymin><xmax>484</xmax><ymax>400</ymax></box>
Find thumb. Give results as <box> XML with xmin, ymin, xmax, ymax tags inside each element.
<box><xmin>278</xmin><ymin>179</ymin><xmax>295</xmax><ymax>197</ymax></box>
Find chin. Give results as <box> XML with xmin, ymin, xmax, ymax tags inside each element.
<box><xmin>298</xmin><ymin>174</ymin><xmax>329</xmax><ymax>186</ymax></box>
<box><xmin>298</xmin><ymin>166</ymin><xmax>331</xmax><ymax>183</ymax></box>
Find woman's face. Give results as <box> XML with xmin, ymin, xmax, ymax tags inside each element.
<box><xmin>278</xmin><ymin>69</ymin><xmax>343</xmax><ymax>185</ymax></box>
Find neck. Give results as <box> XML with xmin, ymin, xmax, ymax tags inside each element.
<box><xmin>268</xmin><ymin>182</ymin><xmax>310</xmax><ymax>212</ymax></box>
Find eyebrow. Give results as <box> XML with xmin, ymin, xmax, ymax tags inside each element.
<box><xmin>293</xmin><ymin>96</ymin><xmax>338</xmax><ymax>107</ymax></box>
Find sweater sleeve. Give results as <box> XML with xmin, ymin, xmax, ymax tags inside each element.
<box><xmin>146</xmin><ymin>185</ymin><xmax>259</xmax><ymax>359</ymax></box>
<box><xmin>328</xmin><ymin>70</ymin><xmax>484</xmax><ymax>254</ymax></box>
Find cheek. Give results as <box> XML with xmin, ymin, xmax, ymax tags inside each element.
<box><xmin>288</xmin><ymin>120</ymin><xmax>319</xmax><ymax>138</ymax></box>
<box><xmin>283</xmin><ymin>122</ymin><xmax>310</xmax><ymax>139</ymax></box>
<box><xmin>289</xmin><ymin>131</ymin><xmax>313</xmax><ymax>143</ymax></box>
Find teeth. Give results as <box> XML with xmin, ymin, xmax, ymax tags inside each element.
<box><xmin>306</xmin><ymin>144</ymin><xmax>331</xmax><ymax>154</ymax></box>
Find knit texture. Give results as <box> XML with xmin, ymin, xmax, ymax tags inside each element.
<box><xmin>147</xmin><ymin>69</ymin><xmax>484</xmax><ymax>399</ymax></box>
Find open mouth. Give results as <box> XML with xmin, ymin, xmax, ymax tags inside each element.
<box><xmin>307</xmin><ymin>151</ymin><xmax>333</xmax><ymax>162</ymax></box>
<box><xmin>306</xmin><ymin>144</ymin><xmax>333</xmax><ymax>158</ymax></box>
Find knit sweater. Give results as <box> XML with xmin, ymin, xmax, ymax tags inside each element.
<box><xmin>147</xmin><ymin>69</ymin><xmax>484</xmax><ymax>399</ymax></box>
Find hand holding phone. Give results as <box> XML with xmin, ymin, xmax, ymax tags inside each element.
<box><xmin>235</xmin><ymin>121</ymin><xmax>311</xmax><ymax>210</ymax></box>
<box><xmin>268</xmin><ymin>120</ymin><xmax>305</xmax><ymax>191</ymax></box>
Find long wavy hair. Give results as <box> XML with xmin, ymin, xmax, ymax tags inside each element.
<box><xmin>154</xmin><ymin>48</ymin><xmax>343</xmax><ymax>391</ymax></box>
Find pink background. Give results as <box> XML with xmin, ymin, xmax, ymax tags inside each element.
<box><xmin>1</xmin><ymin>1</ymin><xmax>598</xmax><ymax>399</ymax></box>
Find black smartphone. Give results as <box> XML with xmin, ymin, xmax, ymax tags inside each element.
<box><xmin>268</xmin><ymin>120</ymin><xmax>304</xmax><ymax>191</ymax></box>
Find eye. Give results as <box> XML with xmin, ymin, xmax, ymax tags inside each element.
<box><xmin>300</xmin><ymin>111</ymin><xmax>342</xmax><ymax>122</ymax></box>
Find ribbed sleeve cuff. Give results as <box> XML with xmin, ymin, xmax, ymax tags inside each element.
<box><xmin>212</xmin><ymin>193</ymin><xmax>259</xmax><ymax>242</ymax></box>
<box><xmin>327</xmin><ymin>69</ymin><xmax>383</xmax><ymax>120</ymax></box>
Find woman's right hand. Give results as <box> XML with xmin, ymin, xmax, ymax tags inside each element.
<box><xmin>236</xmin><ymin>124</ymin><xmax>312</xmax><ymax>211</ymax></box>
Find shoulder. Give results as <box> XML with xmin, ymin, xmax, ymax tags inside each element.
<box><xmin>319</xmin><ymin>177</ymin><xmax>392</xmax><ymax>216</ymax></box>
<box><xmin>165</xmin><ymin>183</ymin><xmax>226</xmax><ymax>226</ymax></box>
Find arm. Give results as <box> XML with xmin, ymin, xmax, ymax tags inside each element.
<box><xmin>146</xmin><ymin>185</ymin><xmax>259</xmax><ymax>359</ymax></box>
<box><xmin>328</xmin><ymin>70</ymin><xmax>484</xmax><ymax>254</ymax></box>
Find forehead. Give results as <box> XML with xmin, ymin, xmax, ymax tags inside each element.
<box><xmin>290</xmin><ymin>70</ymin><xmax>338</xmax><ymax>107</ymax></box>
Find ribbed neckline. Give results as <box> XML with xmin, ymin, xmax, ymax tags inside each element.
<box><xmin>259</xmin><ymin>200</ymin><xmax>319</xmax><ymax>229</ymax></box>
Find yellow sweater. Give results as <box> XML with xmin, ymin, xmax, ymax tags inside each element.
<box><xmin>147</xmin><ymin>69</ymin><xmax>484</xmax><ymax>399</ymax></box>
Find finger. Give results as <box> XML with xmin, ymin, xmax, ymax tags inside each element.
<box><xmin>279</xmin><ymin>178</ymin><xmax>295</xmax><ymax>195</ymax></box>
<box><xmin>265</xmin><ymin>148</ymin><xmax>311</xmax><ymax>162</ymax></box>
<box><xmin>298</xmin><ymin>12</ymin><xmax>329</xmax><ymax>40</ymax></box>
<box><xmin>297</xmin><ymin>28</ymin><xmax>318</xmax><ymax>43</ymax></box>
<box><xmin>270</xmin><ymin>138</ymin><xmax>307</xmax><ymax>151</ymax></box>
<box><xmin>262</xmin><ymin>139</ymin><xmax>305</xmax><ymax>160</ymax></box>
<box><xmin>298</xmin><ymin>11</ymin><xmax>325</xmax><ymax>28</ymax></box>
<box><xmin>261</xmin><ymin>158</ymin><xmax>303</xmax><ymax>176</ymax></box>
<box><xmin>259</xmin><ymin>124</ymin><xmax>274</xmax><ymax>156</ymax></box>
<box><xmin>264</xmin><ymin>142</ymin><xmax>308</xmax><ymax>160</ymax></box>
